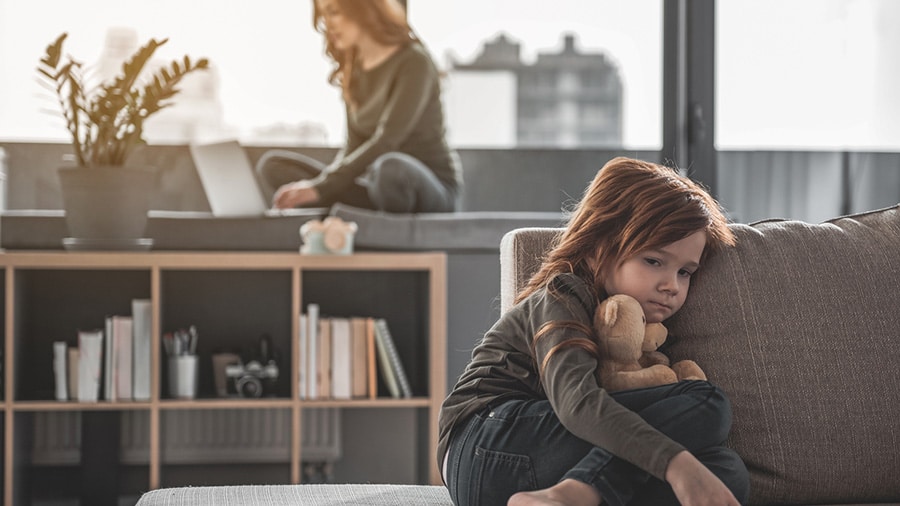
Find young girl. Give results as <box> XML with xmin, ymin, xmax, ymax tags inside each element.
<box><xmin>258</xmin><ymin>0</ymin><xmax>463</xmax><ymax>213</ymax></box>
<box><xmin>438</xmin><ymin>157</ymin><xmax>749</xmax><ymax>506</ymax></box>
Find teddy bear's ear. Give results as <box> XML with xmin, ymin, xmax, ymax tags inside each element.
<box><xmin>602</xmin><ymin>298</ymin><xmax>619</xmax><ymax>327</ymax></box>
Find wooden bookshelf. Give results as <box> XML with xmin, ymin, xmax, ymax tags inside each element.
<box><xmin>0</xmin><ymin>251</ymin><xmax>447</xmax><ymax>506</ymax></box>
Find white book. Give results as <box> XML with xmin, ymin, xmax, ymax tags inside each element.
<box><xmin>53</xmin><ymin>341</ymin><xmax>68</xmax><ymax>401</ymax></box>
<box><xmin>298</xmin><ymin>313</ymin><xmax>307</xmax><ymax>399</ymax></box>
<box><xmin>131</xmin><ymin>299</ymin><xmax>152</xmax><ymax>401</ymax></box>
<box><xmin>306</xmin><ymin>303</ymin><xmax>319</xmax><ymax>400</ymax></box>
<box><xmin>77</xmin><ymin>330</ymin><xmax>103</xmax><ymax>402</ymax></box>
<box><xmin>112</xmin><ymin>315</ymin><xmax>134</xmax><ymax>400</ymax></box>
<box><xmin>330</xmin><ymin>317</ymin><xmax>352</xmax><ymax>400</ymax></box>
<box><xmin>104</xmin><ymin>317</ymin><xmax>115</xmax><ymax>401</ymax></box>
<box><xmin>373</xmin><ymin>319</ymin><xmax>412</xmax><ymax>398</ymax></box>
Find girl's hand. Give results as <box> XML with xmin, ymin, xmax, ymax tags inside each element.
<box><xmin>273</xmin><ymin>181</ymin><xmax>320</xmax><ymax>209</ymax></box>
<box><xmin>666</xmin><ymin>450</ymin><xmax>741</xmax><ymax>506</ymax></box>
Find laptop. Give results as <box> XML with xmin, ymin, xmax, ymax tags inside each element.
<box><xmin>190</xmin><ymin>140</ymin><xmax>288</xmax><ymax>217</ymax></box>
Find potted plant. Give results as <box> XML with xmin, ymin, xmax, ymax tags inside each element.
<box><xmin>36</xmin><ymin>32</ymin><xmax>209</xmax><ymax>248</ymax></box>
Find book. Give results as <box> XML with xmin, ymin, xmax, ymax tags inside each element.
<box><xmin>131</xmin><ymin>299</ymin><xmax>152</xmax><ymax>401</ymax></box>
<box><xmin>67</xmin><ymin>347</ymin><xmax>79</xmax><ymax>401</ymax></box>
<box><xmin>373</xmin><ymin>319</ymin><xmax>412</xmax><ymax>398</ymax></box>
<box><xmin>53</xmin><ymin>341</ymin><xmax>68</xmax><ymax>401</ymax></box>
<box><xmin>366</xmin><ymin>318</ymin><xmax>377</xmax><ymax>399</ymax></box>
<box><xmin>306</xmin><ymin>303</ymin><xmax>320</xmax><ymax>400</ymax></box>
<box><xmin>77</xmin><ymin>330</ymin><xmax>103</xmax><ymax>402</ymax></box>
<box><xmin>112</xmin><ymin>315</ymin><xmax>134</xmax><ymax>401</ymax></box>
<box><xmin>317</xmin><ymin>316</ymin><xmax>332</xmax><ymax>399</ymax></box>
<box><xmin>298</xmin><ymin>313</ymin><xmax>307</xmax><ymax>399</ymax></box>
<box><xmin>330</xmin><ymin>317</ymin><xmax>352</xmax><ymax>400</ymax></box>
<box><xmin>349</xmin><ymin>317</ymin><xmax>369</xmax><ymax>398</ymax></box>
<box><xmin>104</xmin><ymin>317</ymin><xmax>115</xmax><ymax>401</ymax></box>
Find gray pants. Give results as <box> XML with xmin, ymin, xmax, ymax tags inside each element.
<box><xmin>256</xmin><ymin>150</ymin><xmax>458</xmax><ymax>212</ymax></box>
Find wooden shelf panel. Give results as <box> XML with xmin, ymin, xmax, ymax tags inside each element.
<box><xmin>0</xmin><ymin>251</ymin><xmax>445</xmax><ymax>271</ymax></box>
<box><xmin>298</xmin><ymin>397</ymin><xmax>433</xmax><ymax>408</ymax></box>
<box><xmin>11</xmin><ymin>401</ymin><xmax>152</xmax><ymax>411</ymax></box>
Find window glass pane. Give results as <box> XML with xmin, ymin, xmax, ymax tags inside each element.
<box><xmin>717</xmin><ymin>0</ymin><xmax>900</xmax><ymax>151</ymax></box>
<box><xmin>0</xmin><ymin>0</ymin><xmax>661</xmax><ymax>150</ymax></box>
<box><xmin>410</xmin><ymin>0</ymin><xmax>662</xmax><ymax>149</ymax></box>
<box><xmin>0</xmin><ymin>0</ymin><xmax>343</xmax><ymax>146</ymax></box>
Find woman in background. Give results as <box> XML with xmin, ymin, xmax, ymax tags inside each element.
<box><xmin>258</xmin><ymin>0</ymin><xmax>462</xmax><ymax>213</ymax></box>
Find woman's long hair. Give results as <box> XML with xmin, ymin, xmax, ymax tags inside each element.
<box><xmin>518</xmin><ymin>157</ymin><xmax>736</xmax><ymax>305</ymax></box>
<box><xmin>313</xmin><ymin>0</ymin><xmax>417</xmax><ymax>108</ymax></box>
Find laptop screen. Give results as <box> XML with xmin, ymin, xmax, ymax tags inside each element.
<box><xmin>189</xmin><ymin>140</ymin><xmax>270</xmax><ymax>217</ymax></box>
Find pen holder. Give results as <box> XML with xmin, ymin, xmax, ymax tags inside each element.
<box><xmin>168</xmin><ymin>355</ymin><xmax>198</xmax><ymax>399</ymax></box>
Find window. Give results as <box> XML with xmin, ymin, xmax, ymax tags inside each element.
<box><xmin>0</xmin><ymin>0</ymin><xmax>341</xmax><ymax>146</ymax></box>
<box><xmin>717</xmin><ymin>0</ymin><xmax>900</xmax><ymax>151</ymax></box>
<box><xmin>0</xmin><ymin>0</ymin><xmax>662</xmax><ymax>149</ymax></box>
<box><xmin>714</xmin><ymin>0</ymin><xmax>900</xmax><ymax>224</ymax></box>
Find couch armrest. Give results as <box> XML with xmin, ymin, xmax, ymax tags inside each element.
<box><xmin>498</xmin><ymin>227</ymin><xmax>563</xmax><ymax>313</ymax></box>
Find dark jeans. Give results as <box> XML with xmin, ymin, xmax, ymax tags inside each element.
<box><xmin>444</xmin><ymin>381</ymin><xmax>749</xmax><ymax>506</ymax></box>
<box><xmin>255</xmin><ymin>150</ymin><xmax>458</xmax><ymax>212</ymax></box>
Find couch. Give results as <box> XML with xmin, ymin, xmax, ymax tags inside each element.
<box><xmin>500</xmin><ymin>206</ymin><xmax>900</xmax><ymax>506</ymax></box>
<box><xmin>138</xmin><ymin>205</ymin><xmax>900</xmax><ymax>504</ymax></box>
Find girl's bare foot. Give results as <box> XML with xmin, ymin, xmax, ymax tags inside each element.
<box><xmin>508</xmin><ymin>479</ymin><xmax>601</xmax><ymax>506</ymax></box>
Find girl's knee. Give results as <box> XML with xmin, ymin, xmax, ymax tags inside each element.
<box><xmin>712</xmin><ymin>447</ymin><xmax>750</xmax><ymax>504</ymax></box>
<box><xmin>681</xmin><ymin>381</ymin><xmax>733</xmax><ymax>444</ymax></box>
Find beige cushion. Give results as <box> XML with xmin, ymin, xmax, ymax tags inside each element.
<box><xmin>137</xmin><ymin>484</ymin><xmax>453</xmax><ymax>505</ymax></box>
<box><xmin>499</xmin><ymin>227</ymin><xmax>562</xmax><ymax>312</ymax></box>
<box><xmin>499</xmin><ymin>205</ymin><xmax>900</xmax><ymax>505</ymax></box>
<box><xmin>666</xmin><ymin>205</ymin><xmax>900</xmax><ymax>504</ymax></box>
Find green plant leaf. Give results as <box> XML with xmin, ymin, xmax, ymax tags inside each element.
<box><xmin>37</xmin><ymin>32</ymin><xmax>209</xmax><ymax>167</ymax></box>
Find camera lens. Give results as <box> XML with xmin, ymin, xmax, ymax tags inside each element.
<box><xmin>236</xmin><ymin>375</ymin><xmax>263</xmax><ymax>398</ymax></box>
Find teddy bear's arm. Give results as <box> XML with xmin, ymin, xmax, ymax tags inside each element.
<box><xmin>638</xmin><ymin>350</ymin><xmax>670</xmax><ymax>368</ymax></box>
<box><xmin>671</xmin><ymin>360</ymin><xmax>707</xmax><ymax>381</ymax></box>
<box><xmin>603</xmin><ymin>364</ymin><xmax>678</xmax><ymax>392</ymax></box>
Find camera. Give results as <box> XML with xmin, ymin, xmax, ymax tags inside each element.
<box><xmin>225</xmin><ymin>334</ymin><xmax>280</xmax><ymax>398</ymax></box>
<box><xmin>225</xmin><ymin>359</ymin><xmax>279</xmax><ymax>398</ymax></box>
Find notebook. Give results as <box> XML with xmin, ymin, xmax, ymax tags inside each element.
<box><xmin>190</xmin><ymin>140</ymin><xmax>282</xmax><ymax>217</ymax></box>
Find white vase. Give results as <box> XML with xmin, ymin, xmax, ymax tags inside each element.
<box><xmin>57</xmin><ymin>165</ymin><xmax>158</xmax><ymax>248</ymax></box>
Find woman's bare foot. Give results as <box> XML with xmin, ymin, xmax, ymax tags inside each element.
<box><xmin>507</xmin><ymin>479</ymin><xmax>601</xmax><ymax>506</ymax></box>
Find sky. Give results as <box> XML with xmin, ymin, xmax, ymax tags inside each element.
<box><xmin>1</xmin><ymin>0</ymin><xmax>898</xmax><ymax>151</ymax></box>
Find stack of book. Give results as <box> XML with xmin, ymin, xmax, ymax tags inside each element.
<box><xmin>53</xmin><ymin>299</ymin><xmax>152</xmax><ymax>402</ymax></box>
<box><xmin>298</xmin><ymin>303</ymin><xmax>412</xmax><ymax>400</ymax></box>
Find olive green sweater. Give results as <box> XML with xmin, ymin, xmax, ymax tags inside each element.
<box><xmin>313</xmin><ymin>42</ymin><xmax>462</xmax><ymax>203</ymax></box>
<box><xmin>438</xmin><ymin>273</ymin><xmax>686</xmax><ymax>481</ymax></box>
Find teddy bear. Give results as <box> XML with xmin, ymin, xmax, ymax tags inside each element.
<box><xmin>299</xmin><ymin>217</ymin><xmax>358</xmax><ymax>255</ymax></box>
<box><xmin>594</xmin><ymin>294</ymin><xmax>706</xmax><ymax>392</ymax></box>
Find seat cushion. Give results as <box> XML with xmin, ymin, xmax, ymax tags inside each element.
<box><xmin>136</xmin><ymin>484</ymin><xmax>453</xmax><ymax>506</ymax></box>
<box><xmin>0</xmin><ymin>209</ymin><xmax>327</xmax><ymax>251</ymax></box>
<box><xmin>329</xmin><ymin>203</ymin><xmax>565</xmax><ymax>252</ymax></box>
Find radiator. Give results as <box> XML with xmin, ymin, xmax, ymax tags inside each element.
<box><xmin>30</xmin><ymin>408</ymin><xmax>341</xmax><ymax>465</ymax></box>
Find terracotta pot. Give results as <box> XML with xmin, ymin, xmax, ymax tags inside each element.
<box><xmin>58</xmin><ymin>166</ymin><xmax>159</xmax><ymax>242</ymax></box>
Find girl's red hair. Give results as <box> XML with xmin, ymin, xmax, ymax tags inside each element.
<box><xmin>518</xmin><ymin>157</ymin><xmax>735</xmax><ymax>304</ymax></box>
